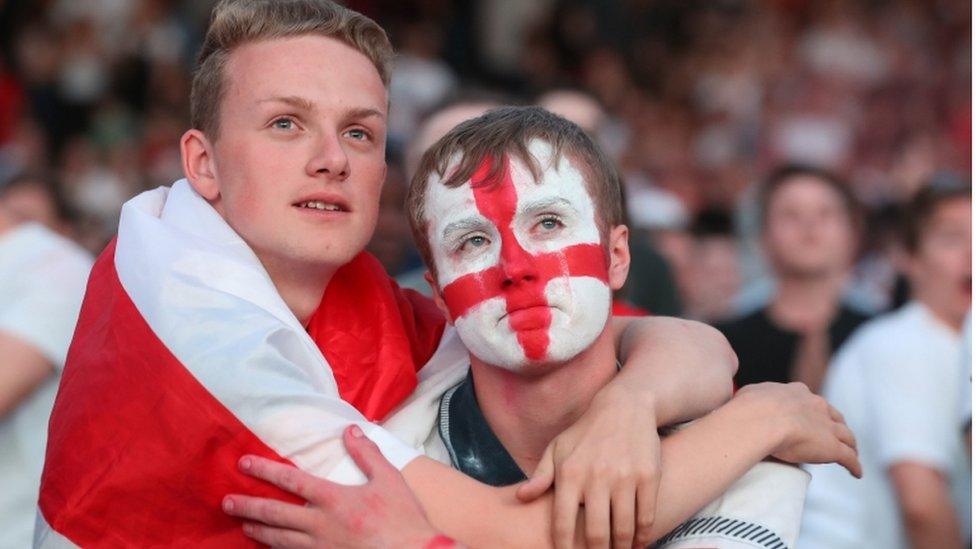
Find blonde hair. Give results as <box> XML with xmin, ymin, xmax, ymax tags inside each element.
<box><xmin>191</xmin><ymin>0</ymin><xmax>393</xmax><ymax>139</ymax></box>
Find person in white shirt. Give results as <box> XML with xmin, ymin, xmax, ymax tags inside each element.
<box><xmin>799</xmin><ymin>181</ymin><xmax>972</xmax><ymax>549</ymax></box>
<box><xmin>0</xmin><ymin>174</ymin><xmax>92</xmax><ymax>549</ymax></box>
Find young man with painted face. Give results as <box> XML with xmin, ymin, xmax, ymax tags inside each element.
<box><xmin>37</xmin><ymin>1</ymin><xmax>739</xmax><ymax>547</ymax></box>
<box><xmin>225</xmin><ymin>107</ymin><xmax>862</xmax><ymax>548</ymax></box>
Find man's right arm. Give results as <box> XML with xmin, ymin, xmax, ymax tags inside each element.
<box><xmin>0</xmin><ymin>331</ymin><xmax>55</xmax><ymax>419</ymax></box>
<box><xmin>890</xmin><ymin>462</ymin><xmax>964</xmax><ymax>549</ymax></box>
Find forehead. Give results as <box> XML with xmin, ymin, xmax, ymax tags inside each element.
<box><xmin>221</xmin><ymin>34</ymin><xmax>387</xmax><ymax>116</ymax></box>
<box><xmin>423</xmin><ymin>140</ymin><xmax>596</xmax><ymax>228</ymax></box>
<box><xmin>769</xmin><ymin>175</ymin><xmax>846</xmax><ymax>209</ymax></box>
<box><xmin>927</xmin><ymin>197</ymin><xmax>972</xmax><ymax>229</ymax></box>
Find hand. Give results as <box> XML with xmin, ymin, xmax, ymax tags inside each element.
<box><xmin>735</xmin><ymin>382</ymin><xmax>862</xmax><ymax>478</ymax></box>
<box><xmin>222</xmin><ymin>425</ymin><xmax>459</xmax><ymax>548</ymax></box>
<box><xmin>516</xmin><ymin>387</ymin><xmax>661</xmax><ymax>549</ymax></box>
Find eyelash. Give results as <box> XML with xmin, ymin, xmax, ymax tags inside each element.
<box><xmin>457</xmin><ymin>233</ymin><xmax>489</xmax><ymax>253</ymax></box>
<box><xmin>268</xmin><ymin>118</ymin><xmax>373</xmax><ymax>142</ymax></box>
<box><xmin>270</xmin><ymin>116</ymin><xmax>299</xmax><ymax>131</ymax></box>
<box><xmin>537</xmin><ymin>215</ymin><xmax>564</xmax><ymax>232</ymax></box>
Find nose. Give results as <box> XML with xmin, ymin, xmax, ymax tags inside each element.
<box><xmin>500</xmin><ymin>235</ymin><xmax>538</xmax><ymax>286</ymax></box>
<box><xmin>305</xmin><ymin>132</ymin><xmax>349</xmax><ymax>180</ymax></box>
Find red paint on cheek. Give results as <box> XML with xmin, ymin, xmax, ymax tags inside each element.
<box><xmin>440</xmin><ymin>156</ymin><xmax>609</xmax><ymax>361</ymax></box>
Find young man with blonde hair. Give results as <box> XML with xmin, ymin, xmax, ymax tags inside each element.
<box><xmin>38</xmin><ymin>1</ymin><xmax>738</xmax><ymax>547</ymax></box>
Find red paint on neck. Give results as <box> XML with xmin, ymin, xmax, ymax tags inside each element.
<box><xmin>440</xmin><ymin>156</ymin><xmax>608</xmax><ymax>362</ymax></box>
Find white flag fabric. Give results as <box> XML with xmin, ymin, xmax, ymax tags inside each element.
<box><xmin>36</xmin><ymin>180</ymin><xmax>467</xmax><ymax>547</ymax></box>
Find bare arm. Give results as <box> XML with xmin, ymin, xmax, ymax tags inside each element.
<box><xmin>890</xmin><ymin>462</ymin><xmax>964</xmax><ymax>549</ymax></box>
<box><xmin>610</xmin><ymin>316</ymin><xmax>736</xmax><ymax>425</ymax></box>
<box><xmin>0</xmin><ymin>331</ymin><xmax>55</xmax><ymax>419</ymax></box>
<box><xmin>227</xmin><ymin>383</ymin><xmax>858</xmax><ymax>548</ymax></box>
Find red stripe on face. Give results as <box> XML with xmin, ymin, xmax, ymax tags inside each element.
<box><xmin>440</xmin><ymin>156</ymin><xmax>609</xmax><ymax>362</ymax></box>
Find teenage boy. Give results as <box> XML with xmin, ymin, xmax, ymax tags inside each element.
<box><xmin>799</xmin><ymin>182</ymin><xmax>972</xmax><ymax>549</ymax></box>
<box><xmin>223</xmin><ymin>106</ymin><xmax>861</xmax><ymax>548</ymax></box>
<box><xmin>37</xmin><ymin>1</ymin><xmax>737</xmax><ymax>547</ymax></box>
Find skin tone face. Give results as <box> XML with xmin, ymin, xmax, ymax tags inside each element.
<box><xmin>763</xmin><ymin>175</ymin><xmax>856</xmax><ymax>279</ymax></box>
<box><xmin>424</xmin><ymin>139</ymin><xmax>624</xmax><ymax>372</ymax></box>
<box><xmin>905</xmin><ymin>197</ymin><xmax>972</xmax><ymax>328</ymax></box>
<box><xmin>181</xmin><ymin>35</ymin><xmax>388</xmax><ymax>285</ymax></box>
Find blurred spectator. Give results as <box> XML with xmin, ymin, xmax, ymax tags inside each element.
<box><xmin>715</xmin><ymin>165</ymin><xmax>870</xmax><ymax>392</ymax></box>
<box><xmin>0</xmin><ymin>174</ymin><xmax>92</xmax><ymax>548</ymax></box>
<box><xmin>682</xmin><ymin>208</ymin><xmax>741</xmax><ymax>322</ymax></box>
<box><xmin>800</xmin><ymin>180</ymin><xmax>972</xmax><ymax>549</ymax></box>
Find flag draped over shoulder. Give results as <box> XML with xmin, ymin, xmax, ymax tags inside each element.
<box><xmin>35</xmin><ymin>180</ymin><xmax>465</xmax><ymax>548</ymax></box>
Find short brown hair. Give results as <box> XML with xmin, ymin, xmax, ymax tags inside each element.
<box><xmin>191</xmin><ymin>0</ymin><xmax>393</xmax><ymax>139</ymax></box>
<box><xmin>406</xmin><ymin>106</ymin><xmax>625</xmax><ymax>277</ymax></box>
<box><xmin>902</xmin><ymin>175</ymin><xmax>972</xmax><ymax>253</ymax></box>
<box><xmin>758</xmin><ymin>164</ymin><xmax>863</xmax><ymax>230</ymax></box>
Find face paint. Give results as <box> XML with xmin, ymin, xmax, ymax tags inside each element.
<box><xmin>425</xmin><ymin>140</ymin><xmax>612</xmax><ymax>371</ymax></box>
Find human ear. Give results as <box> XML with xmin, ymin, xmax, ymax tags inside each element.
<box><xmin>180</xmin><ymin>129</ymin><xmax>220</xmax><ymax>201</ymax></box>
<box><xmin>607</xmin><ymin>225</ymin><xmax>631</xmax><ymax>291</ymax></box>
<box><xmin>424</xmin><ymin>271</ymin><xmax>454</xmax><ymax>325</ymax></box>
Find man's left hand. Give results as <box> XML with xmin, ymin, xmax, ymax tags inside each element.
<box><xmin>516</xmin><ymin>386</ymin><xmax>661</xmax><ymax>549</ymax></box>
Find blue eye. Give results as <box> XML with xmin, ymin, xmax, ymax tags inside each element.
<box><xmin>347</xmin><ymin>128</ymin><xmax>370</xmax><ymax>141</ymax></box>
<box><xmin>460</xmin><ymin>235</ymin><xmax>489</xmax><ymax>252</ymax></box>
<box><xmin>538</xmin><ymin>216</ymin><xmax>563</xmax><ymax>231</ymax></box>
<box><xmin>272</xmin><ymin>118</ymin><xmax>295</xmax><ymax>130</ymax></box>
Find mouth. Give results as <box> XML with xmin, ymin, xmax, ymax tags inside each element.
<box><xmin>962</xmin><ymin>275</ymin><xmax>972</xmax><ymax>295</ymax></box>
<box><xmin>292</xmin><ymin>194</ymin><xmax>350</xmax><ymax>214</ymax></box>
<box><xmin>502</xmin><ymin>304</ymin><xmax>554</xmax><ymax>331</ymax></box>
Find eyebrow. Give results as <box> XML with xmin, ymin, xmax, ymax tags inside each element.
<box><xmin>256</xmin><ymin>98</ymin><xmax>386</xmax><ymax>121</ymax></box>
<box><xmin>519</xmin><ymin>196</ymin><xmax>575</xmax><ymax>215</ymax></box>
<box><xmin>442</xmin><ymin>217</ymin><xmax>490</xmax><ymax>239</ymax></box>
<box><xmin>257</xmin><ymin>95</ymin><xmax>316</xmax><ymax>112</ymax></box>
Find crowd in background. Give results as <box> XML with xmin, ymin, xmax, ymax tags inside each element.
<box><xmin>0</xmin><ymin>0</ymin><xmax>970</xmax><ymax>319</ymax></box>
<box><xmin>0</xmin><ymin>0</ymin><xmax>970</xmax><ymax>546</ymax></box>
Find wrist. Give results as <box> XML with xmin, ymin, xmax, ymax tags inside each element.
<box><xmin>727</xmin><ymin>391</ymin><xmax>789</xmax><ymax>455</ymax></box>
<box><xmin>593</xmin><ymin>382</ymin><xmax>659</xmax><ymax>423</ymax></box>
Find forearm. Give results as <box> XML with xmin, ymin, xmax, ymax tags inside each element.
<box><xmin>403</xmin><ymin>457</ymin><xmax>559</xmax><ymax>548</ymax></box>
<box><xmin>645</xmin><ymin>397</ymin><xmax>782</xmax><ymax>539</ymax></box>
<box><xmin>405</xmin><ymin>396</ymin><xmax>781</xmax><ymax>548</ymax></box>
<box><xmin>892</xmin><ymin>464</ymin><xmax>965</xmax><ymax>549</ymax></box>
<box><xmin>611</xmin><ymin>316</ymin><xmax>736</xmax><ymax>425</ymax></box>
<box><xmin>0</xmin><ymin>332</ymin><xmax>55</xmax><ymax>418</ymax></box>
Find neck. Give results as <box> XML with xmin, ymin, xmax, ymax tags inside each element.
<box><xmin>258</xmin><ymin>253</ymin><xmax>337</xmax><ymax>326</ymax></box>
<box><xmin>913</xmin><ymin>294</ymin><xmax>966</xmax><ymax>332</ymax></box>
<box><xmin>769</xmin><ymin>270</ymin><xmax>847</xmax><ymax>331</ymax></box>
<box><xmin>469</xmin><ymin>325</ymin><xmax>618</xmax><ymax>475</ymax></box>
<box><xmin>0</xmin><ymin>208</ymin><xmax>17</xmax><ymax>237</ymax></box>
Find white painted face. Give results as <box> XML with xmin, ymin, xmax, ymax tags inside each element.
<box><xmin>424</xmin><ymin>139</ymin><xmax>612</xmax><ymax>371</ymax></box>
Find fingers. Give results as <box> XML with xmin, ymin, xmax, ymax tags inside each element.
<box><xmin>242</xmin><ymin>521</ymin><xmax>314</xmax><ymax>548</ymax></box>
<box><xmin>238</xmin><ymin>456</ymin><xmax>322</xmax><ymax>502</ymax></box>
<box><xmin>834</xmin><ymin>422</ymin><xmax>858</xmax><ymax>453</ymax></box>
<box><xmin>609</xmin><ymin>487</ymin><xmax>635</xmax><ymax>549</ymax></box>
<box><xmin>634</xmin><ymin>470</ymin><xmax>657</xmax><ymax>547</ymax></box>
<box><xmin>827</xmin><ymin>404</ymin><xmax>845</xmax><ymax>424</ymax></box>
<box><xmin>836</xmin><ymin>443</ymin><xmax>863</xmax><ymax>478</ymax></box>
<box><xmin>517</xmin><ymin>444</ymin><xmax>555</xmax><ymax>502</ymax></box>
<box><xmin>222</xmin><ymin>495</ymin><xmax>311</xmax><ymax>531</ymax></box>
<box><xmin>342</xmin><ymin>424</ymin><xmax>395</xmax><ymax>481</ymax></box>
<box><xmin>552</xmin><ymin>475</ymin><xmax>583</xmax><ymax>549</ymax></box>
<box><xmin>583</xmin><ymin>486</ymin><xmax>611</xmax><ymax>549</ymax></box>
